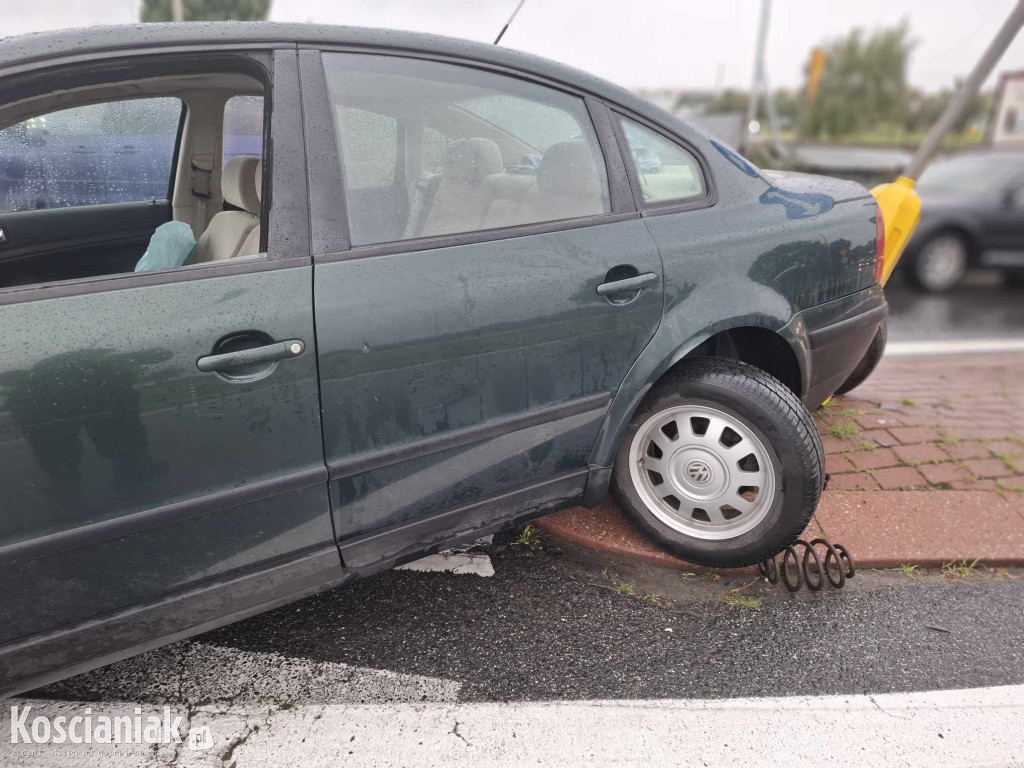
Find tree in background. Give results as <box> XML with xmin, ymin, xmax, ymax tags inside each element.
<box><xmin>705</xmin><ymin>87</ymin><xmax>801</xmax><ymax>129</ymax></box>
<box><xmin>903</xmin><ymin>82</ymin><xmax>991</xmax><ymax>136</ymax></box>
<box><xmin>141</xmin><ymin>0</ymin><xmax>271</xmax><ymax>22</ymax></box>
<box><xmin>800</xmin><ymin>21</ymin><xmax>913</xmax><ymax>139</ymax></box>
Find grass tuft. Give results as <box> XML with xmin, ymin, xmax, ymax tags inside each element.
<box><xmin>894</xmin><ymin>564</ymin><xmax>919</xmax><ymax>579</ymax></box>
<box><xmin>512</xmin><ymin>524</ymin><xmax>542</xmax><ymax>550</ymax></box>
<box><xmin>993</xmin><ymin>452</ymin><xmax>1021</xmax><ymax>474</ymax></box>
<box><xmin>942</xmin><ymin>559</ymin><xmax>980</xmax><ymax>578</ymax></box>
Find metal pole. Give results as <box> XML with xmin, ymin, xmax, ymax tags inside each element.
<box><xmin>744</xmin><ymin>0</ymin><xmax>771</xmax><ymax>150</ymax></box>
<box><xmin>904</xmin><ymin>0</ymin><xmax>1024</xmax><ymax>179</ymax></box>
<box><xmin>171</xmin><ymin>0</ymin><xmax>185</xmax><ymax>22</ymax></box>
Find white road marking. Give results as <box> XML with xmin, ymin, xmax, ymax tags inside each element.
<box><xmin>6</xmin><ymin>684</ymin><xmax>1023</xmax><ymax>766</ymax></box>
<box><xmin>887</xmin><ymin>338</ymin><xmax>1024</xmax><ymax>356</ymax></box>
<box><xmin>396</xmin><ymin>552</ymin><xmax>495</xmax><ymax>577</ymax></box>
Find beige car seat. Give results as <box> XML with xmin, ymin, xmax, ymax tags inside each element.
<box><xmin>188</xmin><ymin>155</ymin><xmax>261</xmax><ymax>263</ymax></box>
<box><xmin>529</xmin><ymin>139</ymin><xmax>606</xmax><ymax>221</ymax></box>
<box><xmin>414</xmin><ymin>138</ymin><xmax>504</xmax><ymax>238</ymax></box>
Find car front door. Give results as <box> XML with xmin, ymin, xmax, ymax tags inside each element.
<box><xmin>0</xmin><ymin>50</ymin><xmax>334</xmax><ymax>675</ymax></box>
<box><xmin>976</xmin><ymin>175</ymin><xmax>1024</xmax><ymax>269</ymax></box>
<box><xmin>300</xmin><ymin>51</ymin><xmax>663</xmax><ymax>566</ymax></box>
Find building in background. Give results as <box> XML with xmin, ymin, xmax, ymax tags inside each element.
<box><xmin>989</xmin><ymin>70</ymin><xmax>1024</xmax><ymax>147</ymax></box>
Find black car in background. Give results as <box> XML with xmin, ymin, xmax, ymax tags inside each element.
<box><xmin>903</xmin><ymin>150</ymin><xmax>1024</xmax><ymax>291</ymax></box>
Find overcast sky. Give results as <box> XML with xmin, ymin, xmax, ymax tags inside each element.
<box><xmin>3</xmin><ymin>0</ymin><xmax>1024</xmax><ymax>92</ymax></box>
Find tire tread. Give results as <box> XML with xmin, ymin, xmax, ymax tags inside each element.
<box><xmin>618</xmin><ymin>357</ymin><xmax>824</xmax><ymax>567</ymax></box>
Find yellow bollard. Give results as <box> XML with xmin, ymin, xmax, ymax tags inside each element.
<box><xmin>870</xmin><ymin>176</ymin><xmax>921</xmax><ymax>286</ymax></box>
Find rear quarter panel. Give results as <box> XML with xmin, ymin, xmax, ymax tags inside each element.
<box><xmin>587</xmin><ymin>134</ymin><xmax>878</xmax><ymax>468</ymax></box>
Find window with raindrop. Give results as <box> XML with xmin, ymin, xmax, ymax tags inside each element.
<box><xmin>0</xmin><ymin>97</ymin><xmax>183</xmax><ymax>213</ymax></box>
<box><xmin>222</xmin><ymin>95</ymin><xmax>264</xmax><ymax>169</ymax></box>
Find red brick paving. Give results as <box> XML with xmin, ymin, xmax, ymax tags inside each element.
<box><xmin>943</xmin><ymin>441</ymin><xmax>992</xmax><ymax>461</ymax></box>
<box><xmin>892</xmin><ymin>443</ymin><xmax>949</xmax><ymax>464</ymax></box>
<box><xmin>820</xmin><ymin>354</ymin><xmax>1024</xmax><ymax>496</ymax></box>
<box><xmin>917</xmin><ymin>462</ymin><xmax>970</xmax><ymax>485</ymax></box>
<box><xmin>536</xmin><ymin>354</ymin><xmax>1024</xmax><ymax>568</ymax></box>
<box><xmin>539</xmin><ymin>501</ymin><xmax>707</xmax><ymax>570</ymax></box>
<box><xmin>848</xmin><ymin>447</ymin><xmax>901</xmax><ymax>470</ymax></box>
<box><xmin>813</xmin><ymin>491</ymin><xmax>1024</xmax><ymax>568</ymax></box>
<box><xmin>872</xmin><ymin>466</ymin><xmax>929</xmax><ymax>490</ymax></box>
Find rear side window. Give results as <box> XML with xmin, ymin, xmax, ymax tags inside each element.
<box><xmin>222</xmin><ymin>95</ymin><xmax>264</xmax><ymax>168</ymax></box>
<box><xmin>322</xmin><ymin>52</ymin><xmax>610</xmax><ymax>247</ymax></box>
<box><xmin>335</xmin><ymin>107</ymin><xmax>398</xmax><ymax>189</ymax></box>
<box><xmin>0</xmin><ymin>97</ymin><xmax>182</xmax><ymax>213</ymax></box>
<box><xmin>617</xmin><ymin>116</ymin><xmax>705</xmax><ymax>206</ymax></box>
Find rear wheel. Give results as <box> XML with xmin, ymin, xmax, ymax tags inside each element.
<box><xmin>906</xmin><ymin>232</ymin><xmax>968</xmax><ymax>292</ymax></box>
<box><xmin>612</xmin><ymin>358</ymin><xmax>823</xmax><ymax>568</ymax></box>
<box><xmin>834</xmin><ymin>320</ymin><xmax>887</xmax><ymax>395</ymax></box>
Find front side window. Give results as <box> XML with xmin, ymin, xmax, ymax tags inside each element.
<box><xmin>0</xmin><ymin>97</ymin><xmax>182</xmax><ymax>213</ymax></box>
<box><xmin>322</xmin><ymin>52</ymin><xmax>611</xmax><ymax>247</ymax></box>
<box><xmin>618</xmin><ymin>116</ymin><xmax>705</xmax><ymax>206</ymax></box>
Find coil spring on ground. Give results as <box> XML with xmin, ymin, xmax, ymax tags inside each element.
<box><xmin>757</xmin><ymin>538</ymin><xmax>856</xmax><ymax>592</ymax></box>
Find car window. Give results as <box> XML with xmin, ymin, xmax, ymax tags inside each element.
<box><xmin>335</xmin><ymin>106</ymin><xmax>398</xmax><ymax>189</ymax></box>
<box><xmin>0</xmin><ymin>97</ymin><xmax>182</xmax><ymax>213</ymax></box>
<box><xmin>223</xmin><ymin>95</ymin><xmax>263</xmax><ymax>168</ymax></box>
<box><xmin>617</xmin><ymin>116</ymin><xmax>705</xmax><ymax>206</ymax></box>
<box><xmin>321</xmin><ymin>52</ymin><xmax>611</xmax><ymax>247</ymax></box>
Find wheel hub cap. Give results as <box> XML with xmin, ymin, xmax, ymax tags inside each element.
<box><xmin>628</xmin><ymin>404</ymin><xmax>778</xmax><ymax>541</ymax></box>
<box><xmin>686</xmin><ymin>459</ymin><xmax>713</xmax><ymax>486</ymax></box>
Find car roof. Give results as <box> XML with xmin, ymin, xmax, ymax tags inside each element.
<box><xmin>0</xmin><ymin>22</ymin><xmax>657</xmax><ymax>122</ymax></box>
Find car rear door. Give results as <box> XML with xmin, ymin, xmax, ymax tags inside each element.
<box><xmin>0</xmin><ymin>50</ymin><xmax>334</xmax><ymax>664</ymax></box>
<box><xmin>300</xmin><ymin>50</ymin><xmax>663</xmax><ymax>566</ymax></box>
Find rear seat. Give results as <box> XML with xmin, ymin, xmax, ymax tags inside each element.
<box><xmin>408</xmin><ymin>138</ymin><xmax>503</xmax><ymax>239</ymax></box>
<box><xmin>406</xmin><ymin>136</ymin><xmax>605</xmax><ymax>240</ymax></box>
<box><xmin>482</xmin><ymin>173</ymin><xmax>536</xmax><ymax>230</ymax></box>
<box><xmin>527</xmin><ymin>139</ymin><xmax>605</xmax><ymax>221</ymax></box>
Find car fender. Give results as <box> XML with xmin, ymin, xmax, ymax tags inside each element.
<box><xmin>586</xmin><ymin>297</ymin><xmax>806</xmax><ymax>475</ymax></box>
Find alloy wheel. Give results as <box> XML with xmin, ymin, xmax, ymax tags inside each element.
<box><xmin>628</xmin><ymin>404</ymin><xmax>777</xmax><ymax>540</ymax></box>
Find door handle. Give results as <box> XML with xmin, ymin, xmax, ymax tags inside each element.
<box><xmin>596</xmin><ymin>272</ymin><xmax>660</xmax><ymax>296</ymax></box>
<box><xmin>197</xmin><ymin>339</ymin><xmax>305</xmax><ymax>373</ymax></box>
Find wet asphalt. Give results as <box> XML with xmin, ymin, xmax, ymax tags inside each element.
<box><xmin>34</xmin><ymin>541</ymin><xmax>1024</xmax><ymax>704</ymax></box>
<box><xmin>885</xmin><ymin>272</ymin><xmax>1024</xmax><ymax>342</ymax></box>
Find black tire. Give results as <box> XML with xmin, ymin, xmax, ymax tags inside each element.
<box><xmin>1004</xmin><ymin>269</ymin><xmax>1024</xmax><ymax>288</ymax></box>
<box><xmin>904</xmin><ymin>231</ymin><xmax>969</xmax><ymax>293</ymax></box>
<box><xmin>612</xmin><ymin>358</ymin><xmax>823</xmax><ymax>568</ymax></box>
<box><xmin>834</xmin><ymin>320</ymin><xmax>887</xmax><ymax>395</ymax></box>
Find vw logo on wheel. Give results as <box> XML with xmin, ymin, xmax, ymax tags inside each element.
<box><xmin>686</xmin><ymin>460</ymin><xmax>713</xmax><ymax>485</ymax></box>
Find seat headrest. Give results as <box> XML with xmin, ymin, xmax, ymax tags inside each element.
<box><xmin>538</xmin><ymin>140</ymin><xmax>601</xmax><ymax>197</ymax></box>
<box><xmin>222</xmin><ymin>155</ymin><xmax>261</xmax><ymax>214</ymax></box>
<box><xmin>444</xmin><ymin>138</ymin><xmax>503</xmax><ymax>182</ymax></box>
<box><xmin>254</xmin><ymin>159</ymin><xmax>262</xmax><ymax>204</ymax></box>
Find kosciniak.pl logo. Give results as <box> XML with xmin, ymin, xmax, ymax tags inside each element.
<box><xmin>10</xmin><ymin>705</ymin><xmax>187</xmax><ymax>746</ymax></box>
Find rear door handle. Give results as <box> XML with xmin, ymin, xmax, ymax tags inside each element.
<box><xmin>197</xmin><ymin>339</ymin><xmax>305</xmax><ymax>373</ymax></box>
<box><xmin>596</xmin><ymin>272</ymin><xmax>660</xmax><ymax>296</ymax></box>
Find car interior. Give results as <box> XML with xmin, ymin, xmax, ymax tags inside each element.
<box><xmin>325</xmin><ymin>59</ymin><xmax>613</xmax><ymax>248</ymax></box>
<box><xmin>0</xmin><ymin>64</ymin><xmax>267</xmax><ymax>290</ymax></box>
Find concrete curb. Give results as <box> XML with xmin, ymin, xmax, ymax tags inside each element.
<box><xmin>536</xmin><ymin>489</ymin><xmax>1024</xmax><ymax>571</ymax></box>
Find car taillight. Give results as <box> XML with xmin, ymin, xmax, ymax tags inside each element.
<box><xmin>874</xmin><ymin>204</ymin><xmax>885</xmax><ymax>284</ymax></box>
